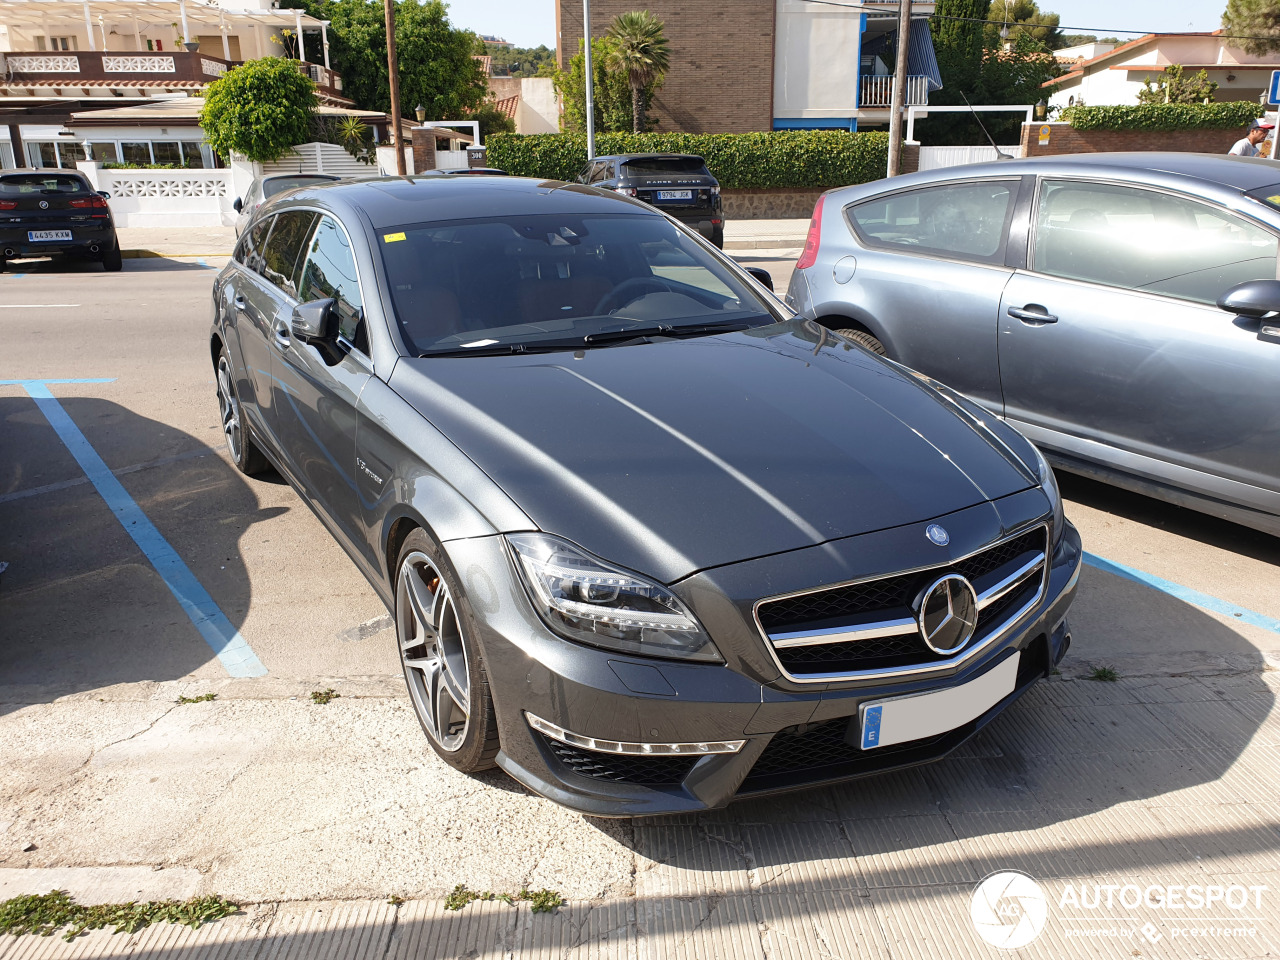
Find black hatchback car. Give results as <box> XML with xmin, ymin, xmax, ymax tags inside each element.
<box><xmin>0</xmin><ymin>169</ymin><xmax>121</xmax><ymax>271</ymax></box>
<box><xmin>578</xmin><ymin>153</ymin><xmax>724</xmax><ymax>247</ymax></box>
<box><xmin>210</xmin><ymin>175</ymin><xmax>1079</xmax><ymax>816</ymax></box>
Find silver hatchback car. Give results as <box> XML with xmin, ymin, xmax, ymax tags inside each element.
<box><xmin>787</xmin><ymin>153</ymin><xmax>1280</xmax><ymax>536</ymax></box>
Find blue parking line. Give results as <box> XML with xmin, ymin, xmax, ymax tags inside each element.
<box><xmin>1084</xmin><ymin>552</ymin><xmax>1280</xmax><ymax>635</ymax></box>
<box><xmin>7</xmin><ymin>378</ymin><xmax>267</xmax><ymax>677</ymax></box>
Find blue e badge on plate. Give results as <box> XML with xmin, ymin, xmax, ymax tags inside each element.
<box><xmin>861</xmin><ymin>704</ymin><xmax>883</xmax><ymax>749</ymax></box>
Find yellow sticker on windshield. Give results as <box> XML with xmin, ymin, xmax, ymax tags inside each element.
<box><xmin>1268</xmin><ymin>196</ymin><xmax>1280</xmax><ymax>207</ymax></box>
<box><xmin>383</xmin><ymin>232</ymin><xmax>406</xmax><ymax>243</ymax></box>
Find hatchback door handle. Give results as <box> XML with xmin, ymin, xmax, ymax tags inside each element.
<box><xmin>273</xmin><ymin>317</ymin><xmax>291</xmax><ymax>350</ymax></box>
<box><xmin>1007</xmin><ymin>304</ymin><xmax>1058</xmax><ymax>324</ymax></box>
<box><xmin>233</xmin><ymin>295</ymin><xmax>246</xmax><ymax>310</ymax></box>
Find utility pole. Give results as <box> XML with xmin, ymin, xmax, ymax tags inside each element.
<box><xmin>886</xmin><ymin>0</ymin><xmax>911</xmax><ymax>177</ymax></box>
<box><xmin>385</xmin><ymin>0</ymin><xmax>406</xmax><ymax>175</ymax></box>
<box><xmin>583</xmin><ymin>0</ymin><xmax>596</xmax><ymax>159</ymax></box>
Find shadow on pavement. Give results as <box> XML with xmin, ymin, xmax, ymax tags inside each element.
<box><xmin>3</xmin><ymin>256</ymin><xmax>215</xmax><ymax>274</ymax></box>
<box><xmin>0</xmin><ymin>396</ymin><xmax>280</xmax><ymax>714</ymax></box>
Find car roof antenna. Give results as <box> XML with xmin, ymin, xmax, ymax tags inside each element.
<box><xmin>959</xmin><ymin>92</ymin><xmax>1013</xmax><ymax>161</ymax></box>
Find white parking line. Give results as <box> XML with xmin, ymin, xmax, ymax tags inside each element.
<box><xmin>0</xmin><ymin>304</ymin><xmax>81</xmax><ymax>308</ymax></box>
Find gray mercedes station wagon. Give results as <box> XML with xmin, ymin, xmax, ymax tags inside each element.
<box><xmin>787</xmin><ymin>153</ymin><xmax>1280</xmax><ymax>537</ymax></box>
<box><xmin>210</xmin><ymin>175</ymin><xmax>1080</xmax><ymax>816</ymax></box>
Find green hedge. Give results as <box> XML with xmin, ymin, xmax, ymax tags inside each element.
<box><xmin>1058</xmin><ymin>102</ymin><xmax>1264</xmax><ymax>132</ymax></box>
<box><xmin>485</xmin><ymin>131</ymin><xmax>890</xmax><ymax>189</ymax></box>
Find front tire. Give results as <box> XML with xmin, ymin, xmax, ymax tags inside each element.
<box><xmin>216</xmin><ymin>346</ymin><xmax>269</xmax><ymax>476</ymax></box>
<box><xmin>395</xmin><ymin>528</ymin><xmax>500</xmax><ymax>773</ymax></box>
<box><xmin>835</xmin><ymin>328</ymin><xmax>886</xmax><ymax>356</ymax></box>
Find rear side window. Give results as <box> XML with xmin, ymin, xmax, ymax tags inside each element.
<box><xmin>848</xmin><ymin>180</ymin><xmax>1017</xmax><ymax>263</ymax></box>
<box><xmin>263</xmin><ymin>175</ymin><xmax>337</xmax><ymax>199</ymax></box>
<box><xmin>0</xmin><ymin>174</ymin><xmax>89</xmax><ymax>196</ymax></box>
<box><xmin>1033</xmin><ymin>180</ymin><xmax>1279</xmax><ymax>304</ymax></box>
<box><xmin>261</xmin><ymin>211</ymin><xmax>319</xmax><ymax>297</ymax></box>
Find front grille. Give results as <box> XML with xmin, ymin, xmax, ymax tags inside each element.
<box><xmin>540</xmin><ymin>734</ymin><xmax>698</xmax><ymax>787</ymax></box>
<box><xmin>756</xmin><ymin>526</ymin><xmax>1047</xmax><ymax>680</ymax></box>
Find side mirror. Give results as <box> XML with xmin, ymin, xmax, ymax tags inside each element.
<box><xmin>233</xmin><ymin>197</ymin><xmax>243</xmax><ymax>213</ymax></box>
<box><xmin>745</xmin><ymin>266</ymin><xmax>774</xmax><ymax>292</ymax></box>
<box><xmin>98</xmin><ymin>190</ymin><xmax>111</xmax><ymax>200</ymax></box>
<box><xmin>292</xmin><ymin>298</ymin><xmax>338</xmax><ymax>343</ymax></box>
<box><xmin>1217</xmin><ymin>279</ymin><xmax>1280</xmax><ymax>319</ymax></box>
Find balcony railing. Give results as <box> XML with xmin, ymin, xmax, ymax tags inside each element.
<box><xmin>3</xmin><ymin>50</ymin><xmax>342</xmax><ymax>97</ymax></box>
<box><xmin>859</xmin><ymin>74</ymin><xmax>929</xmax><ymax>107</ymax></box>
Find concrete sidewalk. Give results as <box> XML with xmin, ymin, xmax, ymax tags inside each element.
<box><xmin>112</xmin><ymin>221</ymin><xmax>809</xmax><ymax>259</ymax></box>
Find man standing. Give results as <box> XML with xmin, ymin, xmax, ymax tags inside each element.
<box><xmin>1228</xmin><ymin>119</ymin><xmax>1275</xmax><ymax>157</ymax></box>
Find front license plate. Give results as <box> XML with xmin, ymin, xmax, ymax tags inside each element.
<box><xmin>859</xmin><ymin>653</ymin><xmax>1020</xmax><ymax>750</ymax></box>
<box><xmin>28</xmin><ymin>230</ymin><xmax>72</xmax><ymax>242</ymax></box>
<box><xmin>656</xmin><ymin>189</ymin><xmax>693</xmax><ymax>201</ymax></box>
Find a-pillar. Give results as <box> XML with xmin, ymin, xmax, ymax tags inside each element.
<box><xmin>410</xmin><ymin>126</ymin><xmax>436</xmax><ymax>174</ymax></box>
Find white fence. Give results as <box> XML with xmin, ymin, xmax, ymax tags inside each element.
<box><xmin>263</xmin><ymin>142</ymin><xmax>376</xmax><ymax>179</ymax></box>
<box><xmin>917</xmin><ymin>145</ymin><xmax>1022</xmax><ymax>171</ymax></box>
<box><xmin>78</xmin><ymin>162</ymin><xmax>233</xmax><ymax>227</ymax></box>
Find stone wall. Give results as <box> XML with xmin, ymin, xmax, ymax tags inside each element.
<box><xmin>722</xmin><ymin>188</ymin><xmax>826</xmax><ymax>220</ymax></box>
<box><xmin>1019</xmin><ymin>122</ymin><xmax>1241</xmax><ymax>157</ymax></box>
<box><xmin>556</xmin><ymin>0</ymin><xmax>775</xmax><ymax>133</ymax></box>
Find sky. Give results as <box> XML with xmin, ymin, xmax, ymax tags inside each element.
<box><xmin>443</xmin><ymin>0</ymin><xmax>1222</xmax><ymax>51</ymax></box>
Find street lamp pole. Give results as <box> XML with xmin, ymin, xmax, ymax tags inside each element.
<box><xmin>583</xmin><ymin>0</ymin><xmax>596</xmax><ymax>159</ymax></box>
<box><xmin>886</xmin><ymin>0</ymin><xmax>911</xmax><ymax>177</ymax></box>
<box><xmin>385</xmin><ymin>0</ymin><xmax>406</xmax><ymax>175</ymax></box>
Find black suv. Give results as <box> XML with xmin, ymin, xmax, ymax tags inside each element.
<box><xmin>0</xmin><ymin>168</ymin><xmax>121</xmax><ymax>271</ymax></box>
<box><xmin>577</xmin><ymin>154</ymin><xmax>724</xmax><ymax>247</ymax></box>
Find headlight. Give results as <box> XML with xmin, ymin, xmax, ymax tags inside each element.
<box><xmin>1029</xmin><ymin>443</ymin><xmax>1065</xmax><ymax>548</ymax></box>
<box><xmin>506</xmin><ymin>533</ymin><xmax>722</xmax><ymax>662</ymax></box>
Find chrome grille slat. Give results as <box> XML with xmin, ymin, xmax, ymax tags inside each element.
<box><xmin>754</xmin><ymin>525</ymin><xmax>1049</xmax><ymax>683</ymax></box>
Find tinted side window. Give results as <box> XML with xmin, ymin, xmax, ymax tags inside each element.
<box><xmin>261</xmin><ymin>210</ymin><xmax>318</xmax><ymax>297</ymax></box>
<box><xmin>238</xmin><ymin>215</ymin><xmax>272</xmax><ymax>273</ymax></box>
<box><xmin>298</xmin><ymin>216</ymin><xmax>366</xmax><ymax>353</ymax></box>
<box><xmin>1033</xmin><ymin>180</ymin><xmax>1279</xmax><ymax>305</ymax></box>
<box><xmin>848</xmin><ymin>180</ymin><xmax>1016</xmax><ymax>262</ymax></box>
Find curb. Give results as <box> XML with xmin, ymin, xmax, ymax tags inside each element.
<box><xmin>723</xmin><ymin>238</ymin><xmax>805</xmax><ymax>250</ymax></box>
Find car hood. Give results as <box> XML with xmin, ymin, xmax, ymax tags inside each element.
<box><xmin>389</xmin><ymin>320</ymin><xmax>1036</xmax><ymax>583</ymax></box>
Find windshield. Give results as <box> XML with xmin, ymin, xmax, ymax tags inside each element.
<box><xmin>622</xmin><ymin>157</ymin><xmax>708</xmax><ymax>175</ymax></box>
<box><xmin>379</xmin><ymin>213</ymin><xmax>778</xmax><ymax>356</ymax></box>
<box><xmin>0</xmin><ymin>174</ymin><xmax>89</xmax><ymax>196</ymax></box>
<box><xmin>263</xmin><ymin>175</ymin><xmax>337</xmax><ymax>198</ymax></box>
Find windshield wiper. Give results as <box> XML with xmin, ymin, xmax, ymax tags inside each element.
<box><xmin>582</xmin><ymin>319</ymin><xmax>756</xmax><ymax>345</ymax></box>
<box><xmin>419</xmin><ymin>341</ymin><xmax>580</xmax><ymax>358</ymax></box>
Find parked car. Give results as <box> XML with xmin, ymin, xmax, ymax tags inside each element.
<box><xmin>233</xmin><ymin>173</ymin><xmax>341</xmax><ymax>236</ymax></box>
<box><xmin>420</xmin><ymin>167</ymin><xmax>509</xmax><ymax>176</ymax></box>
<box><xmin>210</xmin><ymin>175</ymin><xmax>1079</xmax><ymax>816</ymax></box>
<box><xmin>577</xmin><ymin>153</ymin><xmax>724</xmax><ymax>247</ymax></box>
<box><xmin>788</xmin><ymin>153</ymin><xmax>1280</xmax><ymax>537</ymax></box>
<box><xmin>0</xmin><ymin>168</ymin><xmax>121</xmax><ymax>271</ymax></box>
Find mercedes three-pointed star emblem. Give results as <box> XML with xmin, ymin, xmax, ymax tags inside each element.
<box><xmin>915</xmin><ymin>573</ymin><xmax>979</xmax><ymax>655</ymax></box>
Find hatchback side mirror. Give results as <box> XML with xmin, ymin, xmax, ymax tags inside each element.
<box><xmin>1217</xmin><ymin>279</ymin><xmax>1280</xmax><ymax>319</ymax></box>
<box><xmin>98</xmin><ymin>190</ymin><xmax>111</xmax><ymax>200</ymax></box>
<box><xmin>233</xmin><ymin>197</ymin><xmax>243</xmax><ymax>213</ymax></box>
<box><xmin>745</xmin><ymin>266</ymin><xmax>774</xmax><ymax>292</ymax></box>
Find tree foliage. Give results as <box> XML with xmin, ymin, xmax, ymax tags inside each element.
<box><xmin>931</xmin><ymin>0</ymin><xmax>987</xmax><ymax>57</ymax></box>
<box><xmin>1136</xmin><ymin>64</ymin><xmax>1218</xmax><ymax>104</ymax></box>
<box><xmin>481</xmin><ymin>42</ymin><xmax>556</xmax><ymax>78</ymax></box>
<box><xmin>466</xmin><ymin>101</ymin><xmax>516</xmax><ymax>142</ymax></box>
<box><xmin>284</xmin><ymin>0</ymin><xmax>486</xmax><ymax>121</ymax></box>
<box><xmin>986</xmin><ymin>0</ymin><xmax>1062</xmax><ymax>49</ymax></box>
<box><xmin>199</xmin><ymin>56</ymin><xmax>318</xmax><ymax>162</ymax></box>
<box><xmin>554</xmin><ymin>37</ymin><xmax>663</xmax><ymax>133</ymax></box>
<box><xmin>604</xmin><ymin>11</ymin><xmax>671</xmax><ymax>134</ymax></box>
<box><xmin>1222</xmin><ymin>0</ymin><xmax>1280</xmax><ymax>55</ymax></box>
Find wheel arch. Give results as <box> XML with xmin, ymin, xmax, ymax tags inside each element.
<box><xmin>810</xmin><ymin>309</ymin><xmax>895</xmax><ymax>356</ymax></box>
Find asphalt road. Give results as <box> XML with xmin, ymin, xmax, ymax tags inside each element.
<box><xmin>1</xmin><ymin>255</ymin><xmax>1278</xmax><ymax>946</ymax></box>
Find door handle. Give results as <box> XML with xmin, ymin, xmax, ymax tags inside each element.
<box><xmin>1007</xmin><ymin>304</ymin><xmax>1058</xmax><ymax>325</ymax></box>
<box><xmin>273</xmin><ymin>317</ymin><xmax>291</xmax><ymax>350</ymax></box>
<box><xmin>233</xmin><ymin>295</ymin><xmax>246</xmax><ymax>310</ymax></box>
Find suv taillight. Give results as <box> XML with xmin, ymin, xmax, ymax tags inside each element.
<box><xmin>796</xmin><ymin>194</ymin><xmax>825</xmax><ymax>271</ymax></box>
<box><xmin>614</xmin><ymin>186</ymin><xmax>637</xmax><ymax>197</ymax></box>
<box><xmin>69</xmin><ymin>195</ymin><xmax>109</xmax><ymax>209</ymax></box>
<box><xmin>0</xmin><ymin>200</ymin><xmax>16</xmax><ymax>210</ymax></box>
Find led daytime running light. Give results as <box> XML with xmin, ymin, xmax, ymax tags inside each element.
<box><xmin>527</xmin><ymin>712</ymin><xmax>744</xmax><ymax>756</ymax></box>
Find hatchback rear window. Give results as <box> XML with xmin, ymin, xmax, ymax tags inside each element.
<box><xmin>621</xmin><ymin>157</ymin><xmax>708</xmax><ymax>175</ymax></box>
<box><xmin>0</xmin><ymin>174</ymin><xmax>89</xmax><ymax>196</ymax></box>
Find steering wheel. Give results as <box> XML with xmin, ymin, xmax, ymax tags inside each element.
<box><xmin>594</xmin><ymin>277</ymin><xmax>673</xmax><ymax>315</ymax></box>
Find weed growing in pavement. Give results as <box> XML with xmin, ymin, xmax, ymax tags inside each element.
<box><xmin>310</xmin><ymin>689</ymin><xmax>340</xmax><ymax>704</ymax></box>
<box><xmin>386</xmin><ymin>895</ymin><xmax>404</xmax><ymax>906</ymax></box>
<box><xmin>0</xmin><ymin>890</ymin><xmax>239</xmax><ymax>941</ymax></box>
<box><xmin>444</xmin><ymin>884</ymin><xmax>564</xmax><ymax>914</ymax></box>
<box><xmin>1088</xmin><ymin>666</ymin><xmax>1120</xmax><ymax>682</ymax></box>
<box><xmin>176</xmin><ymin>693</ymin><xmax>218</xmax><ymax>704</ymax></box>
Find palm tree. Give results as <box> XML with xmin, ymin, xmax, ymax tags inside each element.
<box><xmin>604</xmin><ymin>11</ymin><xmax>671</xmax><ymax>134</ymax></box>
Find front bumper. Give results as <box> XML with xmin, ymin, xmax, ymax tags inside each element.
<box><xmin>447</xmin><ymin>497</ymin><xmax>1081</xmax><ymax>817</ymax></box>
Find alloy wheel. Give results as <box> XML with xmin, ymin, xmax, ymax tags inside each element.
<box><xmin>397</xmin><ymin>550</ymin><xmax>471</xmax><ymax>752</ymax></box>
<box><xmin>216</xmin><ymin>356</ymin><xmax>244</xmax><ymax>462</ymax></box>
